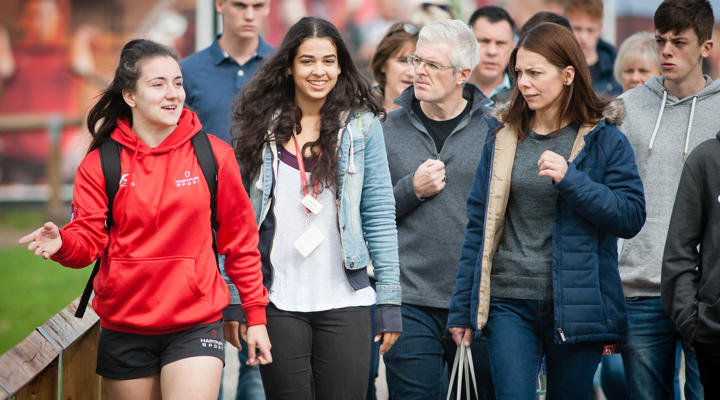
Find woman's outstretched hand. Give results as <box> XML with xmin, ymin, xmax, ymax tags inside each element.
<box><xmin>18</xmin><ymin>222</ymin><xmax>62</xmax><ymax>259</ymax></box>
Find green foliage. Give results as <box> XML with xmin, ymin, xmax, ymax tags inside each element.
<box><xmin>0</xmin><ymin>246</ymin><xmax>89</xmax><ymax>354</ymax></box>
<box><xmin>0</xmin><ymin>208</ymin><xmax>51</xmax><ymax>231</ymax></box>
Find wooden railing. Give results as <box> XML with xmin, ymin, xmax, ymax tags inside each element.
<box><xmin>0</xmin><ymin>113</ymin><xmax>83</xmax><ymax>219</ymax></box>
<box><xmin>0</xmin><ymin>298</ymin><xmax>108</xmax><ymax>400</ymax></box>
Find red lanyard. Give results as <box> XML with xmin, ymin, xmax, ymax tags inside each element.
<box><xmin>291</xmin><ymin>132</ymin><xmax>320</xmax><ymax>211</ymax></box>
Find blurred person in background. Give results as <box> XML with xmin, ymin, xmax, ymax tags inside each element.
<box><xmin>409</xmin><ymin>1</ymin><xmax>456</xmax><ymax>27</ymax></box>
<box><xmin>370</xmin><ymin>22</ymin><xmax>419</xmax><ymax>111</ymax></box>
<box><xmin>614</xmin><ymin>31</ymin><xmax>661</xmax><ymax>92</ymax></box>
<box><xmin>519</xmin><ymin>11</ymin><xmax>571</xmax><ymax>36</ymax></box>
<box><xmin>564</xmin><ymin>0</ymin><xmax>622</xmax><ymax>97</ymax></box>
<box><xmin>468</xmin><ymin>6</ymin><xmax>516</xmax><ymax>105</ymax></box>
<box><xmin>0</xmin><ymin>0</ymin><xmax>92</xmax><ymax>184</ymax></box>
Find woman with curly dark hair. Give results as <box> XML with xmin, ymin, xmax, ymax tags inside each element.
<box><xmin>228</xmin><ymin>17</ymin><xmax>401</xmax><ymax>399</ymax></box>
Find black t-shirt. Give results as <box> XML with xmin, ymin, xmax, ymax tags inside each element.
<box><xmin>412</xmin><ymin>97</ymin><xmax>472</xmax><ymax>153</ymax></box>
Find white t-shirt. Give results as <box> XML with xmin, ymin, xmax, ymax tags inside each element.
<box><xmin>268</xmin><ymin>152</ymin><xmax>375</xmax><ymax>312</ymax></box>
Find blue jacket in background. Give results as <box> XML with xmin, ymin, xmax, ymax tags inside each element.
<box><xmin>591</xmin><ymin>38</ymin><xmax>622</xmax><ymax>97</ymax></box>
<box><xmin>448</xmin><ymin>101</ymin><xmax>646</xmax><ymax>344</ymax></box>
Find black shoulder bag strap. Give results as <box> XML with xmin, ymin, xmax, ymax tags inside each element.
<box><xmin>191</xmin><ymin>131</ymin><xmax>220</xmax><ymax>266</ymax></box>
<box><xmin>75</xmin><ymin>140</ymin><xmax>120</xmax><ymax>318</ymax></box>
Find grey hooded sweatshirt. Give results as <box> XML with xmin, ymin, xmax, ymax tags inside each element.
<box><xmin>619</xmin><ymin>75</ymin><xmax>720</xmax><ymax>297</ymax></box>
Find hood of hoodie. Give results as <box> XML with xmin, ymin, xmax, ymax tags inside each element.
<box><xmin>112</xmin><ymin>108</ymin><xmax>202</xmax><ymax>154</ymax></box>
<box><xmin>618</xmin><ymin>75</ymin><xmax>720</xmax><ymax>297</ymax></box>
<box><xmin>109</xmin><ymin>109</ymin><xmax>203</xmax><ymax>233</ymax></box>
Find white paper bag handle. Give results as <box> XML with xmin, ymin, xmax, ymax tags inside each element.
<box><xmin>446</xmin><ymin>344</ymin><xmax>479</xmax><ymax>400</ymax></box>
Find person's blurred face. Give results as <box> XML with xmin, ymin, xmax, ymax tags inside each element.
<box><xmin>472</xmin><ymin>17</ymin><xmax>514</xmax><ymax>85</ymax></box>
<box><xmin>382</xmin><ymin>40</ymin><xmax>416</xmax><ymax>105</ymax></box>
<box><xmin>123</xmin><ymin>56</ymin><xmax>185</xmax><ymax>132</ymax></box>
<box><xmin>655</xmin><ymin>28</ymin><xmax>712</xmax><ymax>85</ymax></box>
<box><xmin>411</xmin><ymin>40</ymin><xmax>465</xmax><ymax>104</ymax></box>
<box><xmin>619</xmin><ymin>57</ymin><xmax>660</xmax><ymax>92</ymax></box>
<box><xmin>216</xmin><ymin>0</ymin><xmax>269</xmax><ymax>40</ymax></box>
<box><xmin>515</xmin><ymin>47</ymin><xmax>573</xmax><ymax>117</ymax></box>
<box><xmin>567</xmin><ymin>12</ymin><xmax>602</xmax><ymax>61</ymax></box>
<box><xmin>20</xmin><ymin>0</ymin><xmax>61</xmax><ymax>43</ymax></box>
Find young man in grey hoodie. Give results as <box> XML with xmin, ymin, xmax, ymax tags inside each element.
<box><xmin>618</xmin><ymin>1</ymin><xmax>718</xmax><ymax>399</ymax></box>
<box><xmin>381</xmin><ymin>20</ymin><xmax>494</xmax><ymax>399</ymax></box>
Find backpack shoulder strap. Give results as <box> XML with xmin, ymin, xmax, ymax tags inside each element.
<box><xmin>100</xmin><ymin>140</ymin><xmax>121</xmax><ymax>227</ymax></box>
<box><xmin>192</xmin><ymin>131</ymin><xmax>218</xmax><ymax>231</ymax></box>
<box><xmin>76</xmin><ymin>139</ymin><xmax>121</xmax><ymax>318</ymax></box>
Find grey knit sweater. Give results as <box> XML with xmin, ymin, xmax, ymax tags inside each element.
<box><xmin>382</xmin><ymin>83</ymin><xmax>490</xmax><ymax>308</ymax></box>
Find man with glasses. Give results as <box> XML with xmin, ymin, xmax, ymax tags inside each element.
<box><xmin>382</xmin><ymin>19</ymin><xmax>494</xmax><ymax>400</ymax></box>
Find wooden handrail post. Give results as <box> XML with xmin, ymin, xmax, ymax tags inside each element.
<box><xmin>46</xmin><ymin>114</ymin><xmax>64</xmax><ymax>220</ymax></box>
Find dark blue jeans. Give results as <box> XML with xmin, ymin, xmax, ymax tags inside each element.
<box><xmin>485</xmin><ymin>297</ymin><xmax>603</xmax><ymax>400</ymax></box>
<box><xmin>383</xmin><ymin>304</ymin><xmax>494</xmax><ymax>400</ymax></box>
<box><xmin>617</xmin><ymin>297</ymin><xmax>703</xmax><ymax>400</ymax></box>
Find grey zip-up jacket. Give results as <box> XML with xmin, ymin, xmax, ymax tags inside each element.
<box><xmin>619</xmin><ymin>75</ymin><xmax>720</xmax><ymax>297</ymax></box>
<box><xmin>383</xmin><ymin>84</ymin><xmax>490</xmax><ymax>308</ymax></box>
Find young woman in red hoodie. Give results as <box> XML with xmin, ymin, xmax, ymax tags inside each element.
<box><xmin>19</xmin><ymin>39</ymin><xmax>271</xmax><ymax>400</ymax></box>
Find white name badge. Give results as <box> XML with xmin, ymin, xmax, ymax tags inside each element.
<box><xmin>294</xmin><ymin>225</ymin><xmax>325</xmax><ymax>257</ymax></box>
<box><xmin>301</xmin><ymin>194</ymin><xmax>324</xmax><ymax>215</ymax></box>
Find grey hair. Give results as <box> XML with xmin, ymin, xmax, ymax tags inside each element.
<box><xmin>417</xmin><ymin>19</ymin><xmax>479</xmax><ymax>71</ymax></box>
<box><xmin>613</xmin><ymin>31</ymin><xmax>660</xmax><ymax>84</ymax></box>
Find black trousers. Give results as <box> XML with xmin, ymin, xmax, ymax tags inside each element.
<box><xmin>260</xmin><ymin>303</ymin><xmax>372</xmax><ymax>400</ymax></box>
<box><xmin>694</xmin><ymin>341</ymin><xmax>720</xmax><ymax>399</ymax></box>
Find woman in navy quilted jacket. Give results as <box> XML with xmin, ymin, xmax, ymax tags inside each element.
<box><xmin>447</xmin><ymin>22</ymin><xmax>646</xmax><ymax>399</ymax></box>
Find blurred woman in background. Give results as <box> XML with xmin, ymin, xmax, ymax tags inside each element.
<box><xmin>370</xmin><ymin>22</ymin><xmax>419</xmax><ymax>111</ymax></box>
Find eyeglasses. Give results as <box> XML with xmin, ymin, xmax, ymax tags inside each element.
<box><xmin>387</xmin><ymin>22</ymin><xmax>420</xmax><ymax>37</ymax></box>
<box><xmin>406</xmin><ymin>54</ymin><xmax>455</xmax><ymax>72</ymax></box>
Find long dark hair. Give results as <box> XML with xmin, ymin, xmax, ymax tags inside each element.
<box><xmin>233</xmin><ymin>17</ymin><xmax>383</xmax><ymax>191</ymax></box>
<box><xmin>502</xmin><ymin>22</ymin><xmax>607</xmax><ymax>140</ymax></box>
<box><xmin>86</xmin><ymin>39</ymin><xmax>179</xmax><ymax>152</ymax></box>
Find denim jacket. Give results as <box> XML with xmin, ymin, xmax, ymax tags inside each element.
<box><xmin>225</xmin><ymin>111</ymin><xmax>402</xmax><ymax>332</ymax></box>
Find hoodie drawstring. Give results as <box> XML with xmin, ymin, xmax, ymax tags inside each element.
<box><xmin>647</xmin><ymin>90</ymin><xmax>698</xmax><ymax>160</ymax></box>
<box><xmin>683</xmin><ymin>96</ymin><xmax>697</xmax><ymax>160</ymax></box>
<box><xmin>648</xmin><ymin>90</ymin><xmax>668</xmax><ymax>156</ymax></box>
<box><xmin>155</xmin><ymin>154</ymin><xmax>171</xmax><ymax>231</ymax></box>
<box><xmin>124</xmin><ymin>146</ymin><xmax>140</xmax><ymax>227</ymax></box>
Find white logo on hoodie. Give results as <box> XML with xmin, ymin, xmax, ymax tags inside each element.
<box><xmin>176</xmin><ymin>170</ymin><xmax>200</xmax><ymax>187</ymax></box>
<box><xmin>119</xmin><ymin>173</ymin><xmax>136</xmax><ymax>187</ymax></box>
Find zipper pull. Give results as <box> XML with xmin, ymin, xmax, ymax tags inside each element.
<box><xmin>557</xmin><ymin>328</ymin><xmax>566</xmax><ymax>342</ymax></box>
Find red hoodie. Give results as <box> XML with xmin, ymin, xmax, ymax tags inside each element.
<box><xmin>52</xmin><ymin>110</ymin><xmax>267</xmax><ymax>334</ymax></box>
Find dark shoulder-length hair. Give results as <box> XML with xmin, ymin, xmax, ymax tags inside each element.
<box><xmin>86</xmin><ymin>39</ymin><xmax>178</xmax><ymax>152</ymax></box>
<box><xmin>502</xmin><ymin>22</ymin><xmax>607</xmax><ymax>140</ymax></box>
<box><xmin>233</xmin><ymin>17</ymin><xmax>383</xmax><ymax>191</ymax></box>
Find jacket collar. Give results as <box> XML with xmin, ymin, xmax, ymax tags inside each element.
<box><xmin>394</xmin><ymin>82</ymin><xmax>490</xmax><ymax>116</ymax></box>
